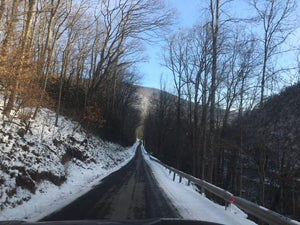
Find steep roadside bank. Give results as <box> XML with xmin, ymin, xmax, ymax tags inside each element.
<box><xmin>0</xmin><ymin>108</ymin><xmax>136</xmax><ymax>221</ymax></box>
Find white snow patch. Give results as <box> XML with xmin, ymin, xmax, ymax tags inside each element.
<box><xmin>142</xmin><ymin>146</ymin><xmax>257</xmax><ymax>225</ymax></box>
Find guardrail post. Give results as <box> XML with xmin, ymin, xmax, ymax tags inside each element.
<box><xmin>179</xmin><ymin>176</ymin><xmax>182</xmax><ymax>183</ymax></box>
<box><xmin>225</xmin><ymin>201</ymin><xmax>230</xmax><ymax>210</ymax></box>
<box><xmin>173</xmin><ymin>172</ymin><xmax>176</xmax><ymax>181</ymax></box>
<box><xmin>201</xmin><ymin>186</ymin><xmax>205</xmax><ymax>195</ymax></box>
<box><xmin>187</xmin><ymin>180</ymin><xmax>191</xmax><ymax>186</ymax></box>
<box><xmin>169</xmin><ymin>169</ymin><xmax>171</xmax><ymax>174</ymax></box>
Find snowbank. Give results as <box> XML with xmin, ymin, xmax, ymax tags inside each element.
<box><xmin>142</xmin><ymin>146</ymin><xmax>256</xmax><ymax>225</ymax></box>
<box><xmin>0</xmin><ymin>108</ymin><xmax>137</xmax><ymax>221</ymax></box>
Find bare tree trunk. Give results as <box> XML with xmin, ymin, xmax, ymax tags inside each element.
<box><xmin>207</xmin><ymin>0</ymin><xmax>219</xmax><ymax>183</ymax></box>
<box><xmin>176</xmin><ymin>90</ymin><xmax>182</xmax><ymax>169</ymax></box>
<box><xmin>2</xmin><ymin>0</ymin><xmax>23</xmax><ymax>117</ymax></box>
<box><xmin>258</xmin><ymin>147</ymin><xmax>266</xmax><ymax>206</ymax></box>
<box><xmin>200</xmin><ymin>101</ymin><xmax>208</xmax><ymax>192</ymax></box>
<box><xmin>200</xmin><ymin>62</ymin><xmax>209</xmax><ymax>191</ymax></box>
<box><xmin>237</xmin><ymin>74</ymin><xmax>247</xmax><ymax>196</ymax></box>
<box><xmin>1</xmin><ymin>0</ymin><xmax>21</xmax><ymax>52</ymax></box>
<box><xmin>260</xmin><ymin>43</ymin><xmax>268</xmax><ymax>105</ymax></box>
<box><xmin>22</xmin><ymin>0</ymin><xmax>36</xmax><ymax>51</ymax></box>
<box><xmin>55</xmin><ymin>47</ymin><xmax>70</xmax><ymax>126</ymax></box>
<box><xmin>33</xmin><ymin>0</ymin><xmax>62</xmax><ymax>118</ymax></box>
<box><xmin>0</xmin><ymin>0</ymin><xmax>6</xmax><ymax>24</ymax></box>
<box><xmin>292</xmin><ymin>177</ymin><xmax>296</xmax><ymax>217</ymax></box>
<box><xmin>193</xmin><ymin>97</ymin><xmax>199</xmax><ymax>177</ymax></box>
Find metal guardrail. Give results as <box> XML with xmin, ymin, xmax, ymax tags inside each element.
<box><xmin>148</xmin><ymin>155</ymin><xmax>300</xmax><ymax>225</ymax></box>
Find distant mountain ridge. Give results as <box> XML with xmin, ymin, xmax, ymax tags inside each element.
<box><xmin>134</xmin><ymin>85</ymin><xmax>233</xmax><ymax>126</ymax></box>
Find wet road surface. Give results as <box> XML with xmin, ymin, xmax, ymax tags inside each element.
<box><xmin>41</xmin><ymin>144</ymin><xmax>179</xmax><ymax>221</ymax></box>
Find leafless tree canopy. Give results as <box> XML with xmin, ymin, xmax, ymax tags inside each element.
<box><xmin>144</xmin><ymin>0</ymin><xmax>300</xmax><ymax>221</ymax></box>
<box><xmin>0</xmin><ymin>0</ymin><xmax>173</xmax><ymax>144</ymax></box>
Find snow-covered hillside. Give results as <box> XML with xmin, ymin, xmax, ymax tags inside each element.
<box><xmin>0</xmin><ymin>108</ymin><xmax>136</xmax><ymax>221</ymax></box>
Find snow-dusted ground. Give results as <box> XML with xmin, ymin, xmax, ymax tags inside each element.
<box><xmin>142</xmin><ymin>146</ymin><xmax>257</xmax><ymax>225</ymax></box>
<box><xmin>0</xmin><ymin>107</ymin><xmax>137</xmax><ymax>221</ymax></box>
<box><xmin>0</xmin><ymin>143</ymin><xmax>136</xmax><ymax>221</ymax></box>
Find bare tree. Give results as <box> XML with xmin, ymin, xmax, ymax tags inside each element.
<box><xmin>0</xmin><ymin>0</ymin><xmax>5</xmax><ymax>25</ymax></box>
<box><xmin>55</xmin><ymin>0</ymin><xmax>89</xmax><ymax>125</ymax></box>
<box><xmin>163</xmin><ymin>31</ymin><xmax>189</xmax><ymax>169</ymax></box>
<box><xmin>2</xmin><ymin>0</ymin><xmax>32</xmax><ymax>116</ymax></box>
<box><xmin>87</xmin><ymin>0</ymin><xmax>172</xmax><ymax>102</ymax></box>
<box><xmin>206</xmin><ymin>0</ymin><xmax>220</xmax><ymax>184</ymax></box>
<box><xmin>251</xmin><ymin>0</ymin><xmax>296</xmax><ymax>105</ymax></box>
<box><xmin>37</xmin><ymin>0</ymin><xmax>74</xmax><ymax>114</ymax></box>
<box><xmin>250</xmin><ymin>0</ymin><xmax>296</xmax><ymax>206</ymax></box>
<box><xmin>22</xmin><ymin>0</ymin><xmax>37</xmax><ymax>51</ymax></box>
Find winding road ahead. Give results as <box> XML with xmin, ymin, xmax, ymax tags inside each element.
<box><xmin>42</xmin><ymin>144</ymin><xmax>179</xmax><ymax>221</ymax></box>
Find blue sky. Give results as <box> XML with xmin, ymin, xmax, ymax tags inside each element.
<box><xmin>138</xmin><ymin>0</ymin><xmax>201</xmax><ymax>90</ymax></box>
<box><xmin>138</xmin><ymin>0</ymin><xmax>300</xmax><ymax>90</ymax></box>
<box><xmin>137</xmin><ymin>0</ymin><xmax>251</xmax><ymax>90</ymax></box>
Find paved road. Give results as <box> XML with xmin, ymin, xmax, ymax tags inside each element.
<box><xmin>42</xmin><ymin>144</ymin><xmax>179</xmax><ymax>221</ymax></box>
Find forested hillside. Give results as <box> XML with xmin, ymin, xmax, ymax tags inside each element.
<box><xmin>144</xmin><ymin>77</ymin><xmax>300</xmax><ymax>222</ymax></box>
<box><xmin>0</xmin><ymin>0</ymin><xmax>171</xmax><ymax>146</ymax></box>
<box><xmin>241</xmin><ymin>83</ymin><xmax>300</xmax><ymax>218</ymax></box>
<box><xmin>143</xmin><ymin>0</ymin><xmax>300</xmax><ymax>221</ymax></box>
<box><xmin>0</xmin><ymin>108</ymin><xmax>135</xmax><ymax>212</ymax></box>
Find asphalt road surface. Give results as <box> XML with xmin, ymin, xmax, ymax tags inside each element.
<box><xmin>41</xmin><ymin>144</ymin><xmax>180</xmax><ymax>221</ymax></box>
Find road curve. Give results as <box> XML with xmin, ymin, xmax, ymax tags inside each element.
<box><xmin>41</xmin><ymin>144</ymin><xmax>179</xmax><ymax>221</ymax></box>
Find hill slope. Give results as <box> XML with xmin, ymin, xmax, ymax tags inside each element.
<box><xmin>241</xmin><ymin>82</ymin><xmax>300</xmax><ymax>218</ymax></box>
<box><xmin>0</xmin><ymin>108</ymin><xmax>136</xmax><ymax>221</ymax></box>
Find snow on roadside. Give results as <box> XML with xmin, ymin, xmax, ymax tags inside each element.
<box><xmin>142</xmin><ymin>146</ymin><xmax>256</xmax><ymax>225</ymax></box>
<box><xmin>0</xmin><ymin>143</ymin><xmax>136</xmax><ymax>222</ymax></box>
<box><xmin>0</xmin><ymin>107</ymin><xmax>137</xmax><ymax>221</ymax></box>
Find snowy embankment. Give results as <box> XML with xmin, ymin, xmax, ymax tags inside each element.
<box><xmin>0</xmin><ymin>108</ymin><xmax>137</xmax><ymax>221</ymax></box>
<box><xmin>142</xmin><ymin>146</ymin><xmax>256</xmax><ymax>225</ymax></box>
